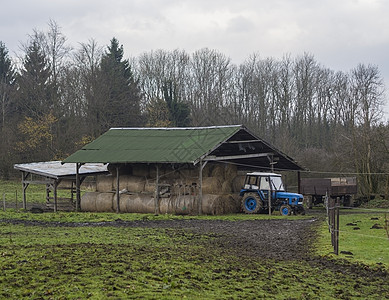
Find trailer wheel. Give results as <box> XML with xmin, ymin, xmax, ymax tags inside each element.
<box><xmin>280</xmin><ymin>204</ymin><xmax>292</xmax><ymax>216</ymax></box>
<box><xmin>242</xmin><ymin>193</ymin><xmax>262</xmax><ymax>214</ymax></box>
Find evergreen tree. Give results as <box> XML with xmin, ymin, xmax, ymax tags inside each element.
<box><xmin>0</xmin><ymin>41</ymin><xmax>16</xmax><ymax>130</ymax></box>
<box><xmin>163</xmin><ymin>80</ymin><xmax>191</xmax><ymax>127</ymax></box>
<box><xmin>97</xmin><ymin>37</ymin><xmax>142</xmax><ymax>131</ymax></box>
<box><xmin>0</xmin><ymin>42</ymin><xmax>16</xmax><ymax>178</ymax></box>
<box><xmin>17</xmin><ymin>40</ymin><xmax>51</xmax><ymax>118</ymax></box>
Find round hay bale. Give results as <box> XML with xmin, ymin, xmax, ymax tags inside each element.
<box><xmin>159</xmin><ymin>197</ymin><xmax>174</xmax><ymax>214</ymax></box>
<box><xmin>221</xmin><ymin>194</ymin><xmax>241</xmax><ymax>214</ymax></box>
<box><xmin>173</xmin><ymin>195</ymin><xmax>195</xmax><ymax>215</ymax></box>
<box><xmin>144</xmin><ymin>178</ymin><xmax>156</xmax><ymax>194</ymax></box>
<box><xmin>120</xmin><ymin>193</ymin><xmax>155</xmax><ymax>213</ymax></box>
<box><xmin>221</xmin><ymin>180</ymin><xmax>232</xmax><ymax>193</ymax></box>
<box><xmin>232</xmin><ymin>175</ymin><xmax>246</xmax><ymax>192</ymax></box>
<box><xmin>211</xmin><ymin>164</ymin><xmax>225</xmax><ymax>180</ymax></box>
<box><xmin>81</xmin><ymin>192</ymin><xmax>98</xmax><ymax>212</ymax></box>
<box><xmin>200</xmin><ymin>194</ymin><xmax>220</xmax><ymax>215</ymax></box>
<box><xmin>96</xmin><ymin>175</ymin><xmax>114</xmax><ymax>192</ymax></box>
<box><xmin>224</xmin><ymin>164</ymin><xmax>238</xmax><ymax>183</ymax></box>
<box><xmin>200</xmin><ymin>194</ymin><xmax>241</xmax><ymax>215</ymax></box>
<box><xmin>124</xmin><ymin>175</ymin><xmax>146</xmax><ymax>193</ymax></box>
<box><xmin>96</xmin><ymin>192</ymin><xmax>114</xmax><ymax>212</ymax></box>
<box><xmin>111</xmin><ymin>194</ymin><xmax>131</xmax><ymax>213</ymax></box>
<box><xmin>202</xmin><ymin>177</ymin><xmax>222</xmax><ymax>194</ymax></box>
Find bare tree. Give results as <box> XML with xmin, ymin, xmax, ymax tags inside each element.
<box><xmin>350</xmin><ymin>64</ymin><xmax>385</xmax><ymax>196</ymax></box>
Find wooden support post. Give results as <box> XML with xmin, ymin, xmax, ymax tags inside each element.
<box><xmin>198</xmin><ymin>160</ymin><xmax>207</xmax><ymax>215</ymax></box>
<box><xmin>116</xmin><ymin>166</ymin><xmax>120</xmax><ymax>213</ymax></box>
<box><xmin>297</xmin><ymin>171</ymin><xmax>301</xmax><ymax>194</ymax></box>
<box><xmin>22</xmin><ymin>171</ymin><xmax>28</xmax><ymax>210</ymax></box>
<box><xmin>71</xmin><ymin>181</ymin><xmax>74</xmax><ymax>203</ymax></box>
<box><xmin>155</xmin><ymin>164</ymin><xmax>160</xmax><ymax>215</ymax></box>
<box><xmin>53</xmin><ymin>181</ymin><xmax>58</xmax><ymax>213</ymax></box>
<box><xmin>76</xmin><ymin>163</ymin><xmax>81</xmax><ymax>212</ymax></box>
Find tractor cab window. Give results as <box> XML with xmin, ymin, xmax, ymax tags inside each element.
<box><xmin>245</xmin><ymin>176</ymin><xmax>258</xmax><ymax>189</ymax></box>
<box><xmin>260</xmin><ymin>177</ymin><xmax>270</xmax><ymax>190</ymax></box>
<box><xmin>270</xmin><ymin>176</ymin><xmax>285</xmax><ymax>191</ymax></box>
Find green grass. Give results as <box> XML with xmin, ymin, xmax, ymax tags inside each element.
<box><xmin>316</xmin><ymin>210</ymin><xmax>389</xmax><ymax>266</ymax></box>
<box><xmin>0</xmin><ymin>179</ymin><xmax>91</xmax><ymax>205</ymax></box>
<box><xmin>0</xmin><ymin>211</ymin><xmax>388</xmax><ymax>299</ymax></box>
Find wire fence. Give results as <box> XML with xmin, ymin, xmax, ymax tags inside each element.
<box><xmin>326</xmin><ymin>196</ymin><xmax>389</xmax><ymax>255</ymax></box>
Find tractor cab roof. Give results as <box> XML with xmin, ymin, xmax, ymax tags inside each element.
<box><xmin>246</xmin><ymin>172</ymin><xmax>281</xmax><ymax>177</ymax></box>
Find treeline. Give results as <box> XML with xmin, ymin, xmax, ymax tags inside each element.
<box><xmin>0</xmin><ymin>21</ymin><xmax>388</xmax><ymax>197</ymax></box>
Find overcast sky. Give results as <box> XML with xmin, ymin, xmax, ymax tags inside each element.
<box><xmin>1</xmin><ymin>0</ymin><xmax>389</xmax><ymax>116</ymax></box>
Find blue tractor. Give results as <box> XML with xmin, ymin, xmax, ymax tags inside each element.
<box><xmin>240</xmin><ymin>172</ymin><xmax>305</xmax><ymax>216</ymax></box>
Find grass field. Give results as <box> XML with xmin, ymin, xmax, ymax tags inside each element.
<box><xmin>0</xmin><ymin>179</ymin><xmax>92</xmax><ymax>206</ymax></box>
<box><xmin>0</xmin><ymin>209</ymin><xmax>388</xmax><ymax>299</ymax></box>
<box><xmin>317</xmin><ymin>210</ymin><xmax>389</xmax><ymax>266</ymax></box>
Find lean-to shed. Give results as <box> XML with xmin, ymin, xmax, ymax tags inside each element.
<box><xmin>13</xmin><ymin>161</ymin><xmax>108</xmax><ymax>211</ymax></box>
<box><xmin>62</xmin><ymin>125</ymin><xmax>303</xmax><ymax>214</ymax></box>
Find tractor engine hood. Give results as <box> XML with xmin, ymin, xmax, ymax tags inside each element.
<box><xmin>276</xmin><ymin>191</ymin><xmax>303</xmax><ymax>199</ymax></box>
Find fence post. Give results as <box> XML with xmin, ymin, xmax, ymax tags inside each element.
<box><xmin>330</xmin><ymin>197</ymin><xmax>335</xmax><ymax>248</ymax></box>
<box><xmin>335</xmin><ymin>198</ymin><xmax>340</xmax><ymax>255</ymax></box>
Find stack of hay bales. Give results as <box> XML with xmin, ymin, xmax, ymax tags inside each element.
<box><xmin>81</xmin><ymin>163</ymin><xmax>242</xmax><ymax>215</ymax></box>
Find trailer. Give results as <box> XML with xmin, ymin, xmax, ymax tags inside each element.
<box><xmin>300</xmin><ymin>177</ymin><xmax>357</xmax><ymax>208</ymax></box>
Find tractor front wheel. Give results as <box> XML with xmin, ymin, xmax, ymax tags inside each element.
<box><xmin>242</xmin><ymin>193</ymin><xmax>262</xmax><ymax>214</ymax></box>
<box><xmin>280</xmin><ymin>204</ymin><xmax>292</xmax><ymax>216</ymax></box>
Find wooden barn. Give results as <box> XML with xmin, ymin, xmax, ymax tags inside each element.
<box><xmin>62</xmin><ymin>125</ymin><xmax>303</xmax><ymax>215</ymax></box>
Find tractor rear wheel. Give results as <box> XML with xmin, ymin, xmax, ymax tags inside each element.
<box><xmin>280</xmin><ymin>204</ymin><xmax>292</xmax><ymax>216</ymax></box>
<box><xmin>242</xmin><ymin>193</ymin><xmax>262</xmax><ymax>214</ymax></box>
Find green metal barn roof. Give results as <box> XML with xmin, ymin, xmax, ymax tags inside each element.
<box><xmin>62</xmin><ymin>125</ymin><xmax>303</xmax><ymax>171</ymax></box>
<box><xmin>63</xmin><ymin>125</ymin><xmax>241</xmax><ymax>164</ymax></box>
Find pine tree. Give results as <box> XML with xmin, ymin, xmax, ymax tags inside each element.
<box><xmin>97</xmin><ymin>37</ymin><xmax>142</xmax><ymax>131</ymax></box>
<box><xmin>163</xmin><ymin>80</ymin><xmax>191</xmax><ymax>127</ymax></box>
<box><xmin>17</xmin><ymin>40</ymin><xmax>51</xmax><ymax>118</ymax></box>
<box><xmin>0</xmin><ymin>41</ymin><xmax>16</xmax><ymax>130</ymax></box>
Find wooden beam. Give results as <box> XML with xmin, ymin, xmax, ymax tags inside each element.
<box><xmin>204</xmin><ymin>152</ymin><xmax>273</xmax><ymax>161</ymax></box>
<box><xmin>225</xmin><ymin>140</ymin><xmax>259</xmax><ymax>144</ymax></box>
